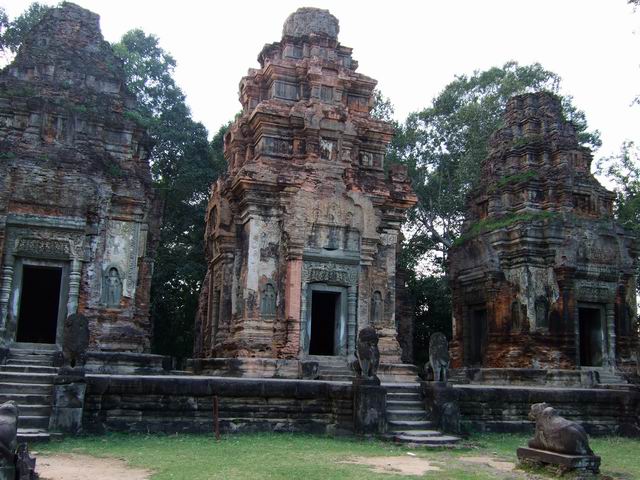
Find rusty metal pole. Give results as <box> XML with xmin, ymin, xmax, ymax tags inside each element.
<box><xmin>213</xmin><ymin>395</ymin><xmax>220</xmax><ymax>441</ymax></box>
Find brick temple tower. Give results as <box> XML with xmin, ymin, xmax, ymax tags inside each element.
<box><xmin>0</xmin><ymin>3</ymin><xmax>160</xmax><ymax>353</ymax></box>
<box><xmin>193</xmin><ymin>8</ymin><xmax>416</xmax><ymax>366</ymax></box>
<box><xmin>449</xmin><ymin>92</ymin><xmax>638</xmax><ymax>377</ymax></box>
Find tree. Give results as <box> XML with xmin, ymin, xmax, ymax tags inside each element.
<box><xmin>113</xmin><ymin>30</ymin><xmax>226</xmax><ymax>358</ymax></box>
<box><xmin>389</xmin><ymin>61</ymin><xmax>600</xmax><ymax>274</ymax></box>
<box><xmin>598</xmin><ymin>141</ymin><xmax>640</xmax><ymax>231</ymax></box>
<box><xmin>0</xmin><ymin>2</ymin><xmax>51</xmax><ymax>57</ymax></box>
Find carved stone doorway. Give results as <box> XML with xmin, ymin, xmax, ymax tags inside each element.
<box><xmin>16</xmin><ymin>265</ymin><xmax>63</xmax><ymax>344</ymax></box>
<box><xmin>304</xmin><ymin>283</ymin><xmax>348</xmax><ymax>356</ymax></box>
<box><xmin>309</xmin><ymin>291</ymin><xmax>340</xmax><ymax>355</ymax></box>
<box><xmin>578</xmin><ymin>305</ymin><xmax>604</xmax><ymax>367</ymax></box>
<box><xmin>465</xmin><ymin>306</ymin><xmax>487</xmax><ymax>366</ymax></box>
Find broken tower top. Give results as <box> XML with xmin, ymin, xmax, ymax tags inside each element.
<box><xmin>282</xmin><ymin>7</ymin><xmax>339</xmax><ymax>39</ymax></box>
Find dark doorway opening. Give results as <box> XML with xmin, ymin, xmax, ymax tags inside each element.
<box><xmin>309</xmin><ymin>291</ymin><xmax>339</xmax><ymax>355</ymax></box>
<box><xmin>579</xmin><ymin>307</ymin><xmax>603</xmax><ymax>366</ymax></box>
<box><xmin>16</xmin><ymin>265</ymin><xmax>62</xmax><ymax>344</ymax></box>
<box><xmin>466</xmin><ymin>308</ymin><xmax>487</xmax><ymax>366</ymax></box>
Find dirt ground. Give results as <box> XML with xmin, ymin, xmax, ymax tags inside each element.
<box><xmin>341</xmin><ymin>455</ymin><xmax>442</xmax><ymax>475</ymax></box>
<box><xmin>37</xmin><ymin>453</ymin><xmax>152</xmax><ymax>480</ymax></box>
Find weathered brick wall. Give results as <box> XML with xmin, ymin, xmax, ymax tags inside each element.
<box><xmin>83</xmin><ymin>375</ymin><xmax>354</xmax><ymax>434</ymax></box>
<box><xmin>449</xmin><ymin>92</ymin><xmax>638</xmax><ymax>370</ymax></box>
<box><xmin>0</xmin><ymin>3</ymin><xmax>159</xmax><ymax>352</ymax></box>
<box><xmin>425</xmin><ymin>382</ymin><xmax>640</xmax><ymax>436</ymax></box>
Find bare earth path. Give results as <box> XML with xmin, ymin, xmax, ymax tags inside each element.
<box><xmin>37</xmin><ymin>453</ymin><xmax>152</xmax><ymax>480</ymax></box>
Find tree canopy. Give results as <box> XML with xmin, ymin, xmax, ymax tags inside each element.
<box><xmin>0</xmin><ymin>2</ymin><xmax>51</xmax><ymax>58</ymax></box>
<box><xmin>389</xmin><ymin>61</ymin><xmax>601</xmax><ymax>275</ymax></box>
<box><xmin>113</xmin><ymin>30</ymin><xmax>226</xmax><ymax>358</ymax></box>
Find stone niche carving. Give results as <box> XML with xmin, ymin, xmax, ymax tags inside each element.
<box><xmin>370</xmin><ymin>290</ymin><xmax>383</xmax><ymax>325</ymax></box>
<box><xmin>260</xmin><ymin>282</ymin><xmax>276</xmax><ymax>316</ymax></box>
<box><xmin>260</xmin><ymin>136</ymin><xmax>293</xmax><ymax>156</ymax></box>
<box><xmin>103</xmin><ymin>266</ymin><xmax>122</xmax><ymax>307</ymax></box>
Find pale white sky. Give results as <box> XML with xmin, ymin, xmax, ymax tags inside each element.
<box><xmin>3</xmin><ymin>0</ymin><xmax>640</xmax><ymax>159</ymax></box>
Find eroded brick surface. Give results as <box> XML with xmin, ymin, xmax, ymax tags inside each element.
<box><xmin>449</xmin><ymin>92</ymin><xmax>638</xmax><ymax>372</ymax></box>
<box><xmin>193</xmin><ymin>8</ymin><xmax>416</xmax><ymax>363</ymax></box>
<box><xmin>0</xmin><ymin>3</ymin><xmax>159</xmax><ymax>352</ymax></box>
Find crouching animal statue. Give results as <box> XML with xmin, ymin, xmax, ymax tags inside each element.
<box><xmin>528</xmin><ymin>403</ymin><xmax>594</xmax><ymax>455</ymax></box>
<box><xmin>352</xmin><ymin>326</ymin><xmax>380</xmax><ymax>383</ymax></box>
<box><xmin>427</xmin><ymin>332</ymin><xmax>449</xmax><ymax>382</ymax></box>
<box><xmin>0</xmin><ymin>401</ymin><xmax>18</xmax><ymax>467</ymax></box>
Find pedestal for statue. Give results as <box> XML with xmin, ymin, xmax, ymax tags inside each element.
<box><xmin>352</xmin><ymin>378</ymin><xmax>386</xmax><ymax>435</ymax></box>
<box><xmin>517</xmin><ymin>447</ymin><xmax>601</xmax><ymax>475</ymax></box>
<box><xmin>0</xmin><ymin>466</ymin><xmax>15</xmax><ymax>480</ymax></box>
<box><xmin>49</xmin><ymin>369</ymin><xmax>87</xmax><ymax>434</ymax></box>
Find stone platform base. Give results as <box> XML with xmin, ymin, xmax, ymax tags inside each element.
<box><xmin>186</xmin><ymin>357</ymin><xmax>419</xmax><ymax>382</ymax></box>
<box><xmin>84</xmin><ymin>374</ymin><xmax>353</xmax><ymax>435</ymax></box>
<box><xmin>85</xmin><ymin>352</ymin><xmax>172</xmax><ymax>375</ymax></box>
<box><xmin>450</xmin><ymin>368</ymin><xmax>600</xmax><ymax>387</ymax></box>
<box><xmin>424</xmin><ymin>383</ymin><xmax>640</xmax><ymax>436</ymax></box>
<box><xmin>517</xmin><ymin>447</ymin><xmax>600</xmax><ymax>474</ymax></box>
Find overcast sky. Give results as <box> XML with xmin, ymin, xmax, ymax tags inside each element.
<box><xmin>4</xmin><ymin>0</ymin><xmax>640</xmax><ymax>159</ymax></box>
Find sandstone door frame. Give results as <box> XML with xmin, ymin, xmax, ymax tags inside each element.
<box><xmin>8</xmin><ymin>257</ymin><xmax>70</xmax><ymax>347</ymax></box>
<box><xmin>0</xmin><ymin>214</ymin><xmax>85</xmax><ymax>347</ymax></box>
<box><xmin>302</xmin><ymin>282</ymin><xmax>350</xmax><ymax>357</ymax></box>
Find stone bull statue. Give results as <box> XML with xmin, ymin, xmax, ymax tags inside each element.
<box><xmin>528</xmin><ymin>403</ymin><xmax>594</xmax><ymax>456</ymax></box>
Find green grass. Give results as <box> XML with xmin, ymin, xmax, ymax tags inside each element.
<box><xmin>35</xmin><ymin>432</ymin><xmax>640</xmax><ymax>480</ymax></box>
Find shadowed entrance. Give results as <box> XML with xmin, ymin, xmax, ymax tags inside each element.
<box><xmin>579</xmin><ymin>306</ymin><xmax>603</xmax><ymax>367</ymax></box>
<box><xmin>309</xmin><ymin>291</ymin><xmax>340</xmax><ymax>355</ymax></box>
<box><xmin>16</xmin><ymin>265</ymin><xmax>62</xmax><ymax>344</ymax></box>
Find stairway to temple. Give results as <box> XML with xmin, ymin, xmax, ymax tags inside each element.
<box><xmin>384</xmin><ymin>382</ymin><xmax>460</xmax><ymax>447</ymax></box>
<box><xmin>309</xmin><ymin>356</ymin><xmax>354</xmax><ymax>382</ymax></box>
<box><xmin>590</xmin><ymin>367</ymin><xmax>630</xmax><ymax>388</ymax></box>
<box><xmin>0</xmin><ymin>348</ymin><xmax>57</xmax><ymax>442</ymax></box>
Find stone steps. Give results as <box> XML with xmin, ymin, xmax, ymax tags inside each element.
<box><xmin>0</xmin><ymin>372</ymin><xmax>56</xmax><ymax>384</ymax></box>
<box><xmin>0</xmin><ymin>382</ymin><xmax>53</xmax><ymax>395</ymax></box>
<box><xmin>385</xmin><ymin>382</ymin><xmax>460</xmax><ymax>448</ymax></box>
<box><xmin>1</xmin><ymin>348</ymin><xmax>58</xmax><ymax>443</ymax></box>
<box><xmin>1</xmin><ymin>364</ymin><xmax>58</xmax><ymax>374</ymax></box>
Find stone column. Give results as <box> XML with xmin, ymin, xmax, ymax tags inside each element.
<box><xmin>66</xmin><ymin>258</ymin><xmax>82</xmax><ymax>315</ymax></box>
<box><xmin>282</xmin><ymin>258</ymin><xmax>302</xmax><ymax>357</ymax></box>
<box><xmin>0</xmin><ymin>253</ymin><xmax>14</xmax><ymax>335</ymax></box>
<box><xmin>347</xmin><ymin>286</ymin><xmax>357</xmax><ymax>357</ymax></box>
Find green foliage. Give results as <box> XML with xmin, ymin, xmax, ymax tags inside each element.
<box><xmin>113</xmin><ymin>30</ymin><xmax>226</xmax><ymax>358</ymax></box>
<box><xmin>454</xmin><ymin>211</ymin><xmax>557</xmax><ymax>246</ymax></box>
<box><xmin>0</xmin><ymin>2</ymin><xmax>51</xmax><ymax>55</ymax></box>
<box><xmin>598</xmin><ymin>141</ymin><xmax>640</xmax><ymax>293</ymax></box>
<box><xmin>485</xmin><ymin>170</ymin><xmax>539</xmax><ymax>195</ymax></box>
<box><xmin>411</xmin><ymin>275</ymin><xmax>452</xmax><ymax>367</ymax></box>
<box><xmin>370</xmin><ymin>88</ymin><xmax>395</xmax><ymax>123</ymax></box>
<box><xmin>389</xmin><ymin>61</ymin><xmax>600</xmax><ymax>271</ymax></box>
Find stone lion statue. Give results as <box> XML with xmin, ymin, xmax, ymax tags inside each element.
<box><xmin>427</xmin><ymin>332</ymin><xmax>449</xmax><ymax>383</ymax></box>
<box><xmin>528</xmin><ymin>403</ymin><xmax>594</xmax><ymax>456</ymax></box>
<box><xmin>354</xmin><ymin>326</ymin><xmax>380</xmax><ymax>382</ymax></box>
<box><xmin>0</xmin><ymin>401</ymin><xmax>18</xmax><ymax>466</ymax></box>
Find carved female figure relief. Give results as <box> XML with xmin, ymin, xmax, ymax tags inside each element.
<box><xmin>261</xmin><ymin>283</ymin><xmax>277</xmax><ymax>316</ymax></box>
<box><xmin>371</xmin><ymin>290</ymin><xmax>383</xmax><ymax>325</ymax></box>
<box><xmin>104</xmin><ymin>267</ymin><xmax>122</xmax><ymax>307</ymax></box>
